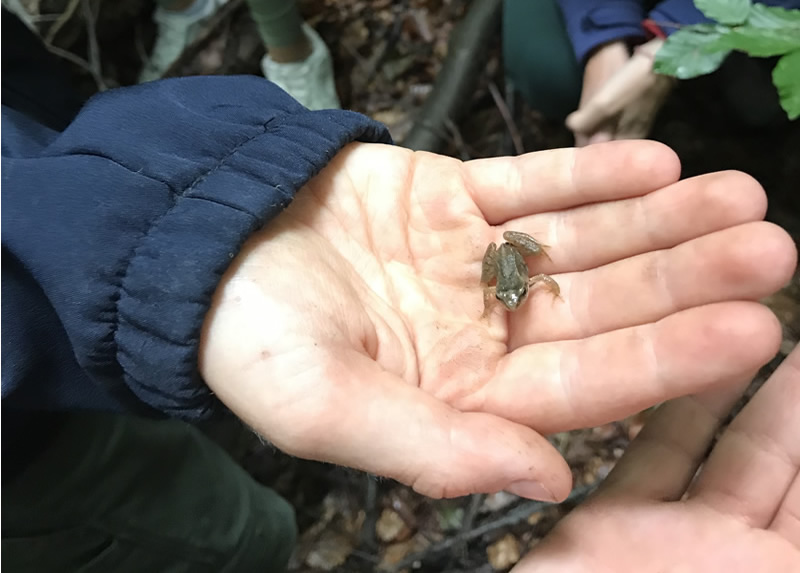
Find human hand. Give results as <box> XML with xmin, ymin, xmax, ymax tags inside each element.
<box><xmin>511</xmin><ymin>343</ymin><xmax>800</xmax><ymax>572</ymax></box>
<box><xmin>199</xmin><ymin>140</ymin><xmax>795</xmax><ymax>502</ymax></box>
<box><xmin>568</xmin><ymin>39</ymin><xmax>674</xmax><ymax>146</ymax></box>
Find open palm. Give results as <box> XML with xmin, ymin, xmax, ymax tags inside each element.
<box><xmin>199</xmin><ymin>140</ymin><xmax>795</xmax><ymax>501</ymax></box>
<box><xmin>512</xmin><ymin>344</ymin><xmax>800</xmax><ymax>572</ymax></box>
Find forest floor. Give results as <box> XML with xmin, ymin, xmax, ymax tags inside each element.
<box><xmin>15</xmin><ymin>0</ymin><xmax>800</xmax><ymax>570</ymax></box>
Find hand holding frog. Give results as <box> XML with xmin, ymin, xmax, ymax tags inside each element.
<box><xmin>199</xmin><ymin>140</ymin><xmax>796</xmax><ymax>502</ymax></box>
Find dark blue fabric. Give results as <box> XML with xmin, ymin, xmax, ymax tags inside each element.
<box><xmin>2</xmin><ymin>75</ymin><xmax>392</xmax><ymax>420</ymax></box>
<box><xmin>556</xmin><ymin>0</ymin><xmax>800</xmax><ymax>63</ymax></box>
<box><xmin>556</xmin><ymin>0</ymin><xmax>646</xmax><ymax>62</ymax></box>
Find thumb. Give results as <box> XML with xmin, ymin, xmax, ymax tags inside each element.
<box><xmin>226</xmin><ymin>347</ymin><xmax>573</xmax><ymax>502</ymax></box>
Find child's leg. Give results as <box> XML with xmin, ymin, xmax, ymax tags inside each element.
<box><xmin>502</xmin><ymin>0</ymin><xmax>582</xmax><ymax>121</ymax></box>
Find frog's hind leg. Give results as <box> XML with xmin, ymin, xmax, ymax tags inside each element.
<box><xmin>480</xmin><ymin>243</ymin><xmax>498</xmax><ymax>318</ymax></box>
<box><xmin>529</xmin><ymin>273</ymin><xmax>561</xmax><ymax>301</ymax></box>
<box><xmin>503</xmin><ymin>231</ymin><xmax>552</xmax><ymax>262</ymax></box>
<box><xmin>481</xmin><ymin>242</ymin><xmax>498</xmax><ymax>285</ymax></box>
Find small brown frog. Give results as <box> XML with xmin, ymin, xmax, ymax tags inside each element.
<box><xmin>481</xmin><ymin>230</ymin><xmax>560</xmax><ymax>317</ymax></box>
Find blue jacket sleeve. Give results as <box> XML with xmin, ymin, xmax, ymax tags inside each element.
<box><xmin>2</xmin><ymin>75</ymin><xmax>392</xmax><ymax>420</ymax></box>
<box><xmin>556</xmin><ymin>0</ymin><xmax>646</xmax><ymax>63</ymax></box>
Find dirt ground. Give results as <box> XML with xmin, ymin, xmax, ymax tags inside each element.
<box><xmin>14</xmin><ymin>0</ymin><xmax>800</xmax><ymax>570</ymax></box>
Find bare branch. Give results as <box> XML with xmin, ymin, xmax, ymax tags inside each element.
<box><xmin>44</xmin><ymin>0</ymin><xmax>81</xmax><ymax>44</ymax></box>
<box><xmin>488</xmin><ymin>80</ymin><xmax>525</xmax><ymax>156</ymax></box>
<box><xmin>387</xmin><ymin>483</ymin><xmax>596</xmax><ymax>573</ymax></box>
<box><xmin>80</xmin><ymin>0</ymin><xmax>106</xmax><ymax>91</ymax></box>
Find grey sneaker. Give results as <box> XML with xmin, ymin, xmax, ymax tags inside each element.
<box><xmin>260</xmin><ymin>24</ymin><xmax>341</xmax><ymax>110</ymax></box>
<box><xmin>138</xmin><ymin>0</ymin><xmax>227</xmax><ymax>83</ymax></box>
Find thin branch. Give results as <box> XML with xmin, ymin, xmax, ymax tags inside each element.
<box><xmin>359</xmin><ymin>475</ymin><xmax>379</xmax><ymax>549</ymax></box>
<box><xmin>45</xmin><ymin>0</ymin><xmax>81</xmax><ymax>44</ymax></box>
<box><xmin>80</xmin><ymin>0</ymin><xmax>107</xmax><ymax>91</ymax></box>
<box><xmin>32</xmin><ymin>14</ymin><xmax>69</xmax><ymax>23</ymax></box>
<box><xmin>488</xmin><ymin>80</ymin><xmax>524</xmax><ymax>156</ymax></box>
<box><xmin>402</xmin><ymin>0</ymin><xmax>502</xmax><ymax>152</ymax></box>
<box><xmin>46</xmin><ymin>44</ymin><xmax>94</xmax><ymax>75</ymax></box>
<box><xmin>387</xmin><ymin>483</ymin><xmax>596</xmax><ymax>573</ymax></box>
<box><xmin>444</xmin><ymin>118</ymin><xmax>471</xmax><ymax>161</ymax></box>
<box><xmin>452</xmin><ymin>493</ymin><xmax>485</xmax><ymax>563</ymax></box>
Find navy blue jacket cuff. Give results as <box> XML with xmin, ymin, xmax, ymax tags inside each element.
<box><xmin>2</xmin><ymin>75</ymin><xmax>392</xmax><ymax>419</ymax></box>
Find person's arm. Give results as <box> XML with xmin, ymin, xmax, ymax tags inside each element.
<box><xmin>1</xmin><ymin>75</ymin><xmax>391</xmax><ymax>419</ymax></box>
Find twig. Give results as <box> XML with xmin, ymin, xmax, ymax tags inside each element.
<box><xmin>4</xmin><ymin>0</ymin><xmax>36</xmax><ymax>30</ymax></box>
<box><xmin>488</xmin><ymin>80</ymin><xmax>524</xmax><ymax>156</ymax></box>
<box><xmin>402</xmin><ymin>0</ymin><xmax>502</xmax><ymax>152</ymax></box>
<box><xmin>80</xmin><ymin>0</ymin><xmax>106</xmax><ymax>91</ymax></box>
<box><xmin>387</xmin><ymin>483</ymin><xmax>596</xmax><ymax>573</ymax></box>
<box><xmin>32</xmin><ymin>14</ymin><xmax>68</xmax><ymax>23</ymax></box>
<box><xmin>359</xmin><ymin>475</ymin><xmax>379</xmax><ymax>549</ymax></box>
<box><xmin>46</xmin><ymin>45</ymin><xmax>94</xmax><ymax>75</ymax></box>
<box><xmin>349</xmin><ymin>1</ymin><xmax>408</xmax><ymax>96</ymax></box>
<box><xmin>369</xmin><ymin>4</ymin><xmax>407</xmax><ymax>82</ymax></box>
<box><xmin>444</xmin><ymin>118</ymin><xmax>471</xmax><ymax>161</ymax></box>
<box><xmin>451</xmin><ymin>494</ymin><xmax>485</xmax><ymax>563</ymax></box>
<box><xmin>408</xmin><ymin>8</ymin><xmax>434</xmax><ymax>42</ymax></box>
<box><xmin>45</xmin><ymin>0</ymin><xmax>81</xmax><ymax>44</ymax></box>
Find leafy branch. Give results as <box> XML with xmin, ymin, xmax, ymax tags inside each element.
<box><xmin>653</xmin><ymin>0</ymin><xmax>800</xmax><ymax>119</ymax></box>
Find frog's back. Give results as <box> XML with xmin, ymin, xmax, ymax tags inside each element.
<box><xmin>496</xmin><ymin>243</ymin><xmax>529</xmax><ymax>289</ymax></box>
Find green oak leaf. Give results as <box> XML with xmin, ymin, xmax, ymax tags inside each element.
<box><xmin>705</xmin><ymin>4</ymin><xmax>800</xmax><ymax>57</ymax></box>
<box><xmin>746</xmin><ymin>3</ymin><xmax>800</xmax><ymax>28</ymax></box>
<box><xmin>773</xmin><ymin>50</ymin><xmax>800</xmax><ymax>120</ymax></box>
<box><xmin>654</xmin><ymin>25</ymin><xmax>731</xmax><ymax>79</ymax></box>
<box><xmin>694</xmin><ymin>0</ymin><xmax>751</xmax><ymax>25</ymax></box>
<box><xmin>708</xmin><ymin>25</ymin><xmax>800</xmax><ymax>57</ymax></box>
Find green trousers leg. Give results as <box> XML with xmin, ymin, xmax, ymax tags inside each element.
<box><xmin>2</xmin><ymin>412</ymin><xmax>297</xmax><ymax>572</ymax></box>
<box><xmin>246</xmin><ymin>0</ymin><xmax>305</xmax><ymax>48</ymax></box>
<box><xmin>502</xmin><ymin>0</ymin><xmax>582</xmax><ymax>120</ymax></box>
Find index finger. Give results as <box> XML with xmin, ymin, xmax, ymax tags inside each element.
<box><xmin>462</xmin><ymin>140</ymin><xmax>681</xmax><ymax>225</ymax></box>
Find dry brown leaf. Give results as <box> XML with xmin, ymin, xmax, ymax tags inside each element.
<box><xmin>304</xmin><ymin>530</ymin><xmax>355</xmax><ymax>571</ymax></box>
<box><xmin>375</xmin><ymin>508</ymin><xmax>411</xmax><ymax>543</ymax></box>
<box><xmin>378</xmin><ymin>532</ymin><xmax>433</xmax><ymax>571</ymax></box>
<box><xmin>487</xmin><ymin>533</ymin><xmax>521</xmax><ymax>571</ymax></box>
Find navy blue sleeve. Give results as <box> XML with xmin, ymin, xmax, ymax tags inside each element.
<box><xmin>2</xmin><ymin>75</ymin><xmax>391</xmax><ymax>420</ymax></box>
<box><xmin>556</xmin><ymin>0</ymin><xmax>646</xmax><ymax>63</ymax></box>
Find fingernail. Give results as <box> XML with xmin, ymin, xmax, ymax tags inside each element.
<box><xmin>506</xmin><ymin>480</ymin><xmax>557</xmax><ymax>502</ymax></box>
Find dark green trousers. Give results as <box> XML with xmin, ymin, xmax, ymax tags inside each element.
<box><xmin>503</xmin><ymin>0</ymin><xmax>581</xmax><ymax>121</ymax></box>
<box><xmin>2</xmin><ymin>412</ymin><xmax>296</xmax><ymax>572</ymax></box>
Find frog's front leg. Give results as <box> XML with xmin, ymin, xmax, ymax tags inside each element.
<box><xmin>481</xmin><ymin>242</ymin><xmax>498</xmax><ymax>317</ymax></box>
<box><xmin>529</xmin><ymin>273</ymin><xmax>561</xmax><ymax>300</ymax></box>
<box><xmin>503</xmin><ymin>230</ymin><xmax>552</xmax><ymax>261</ymax></box>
